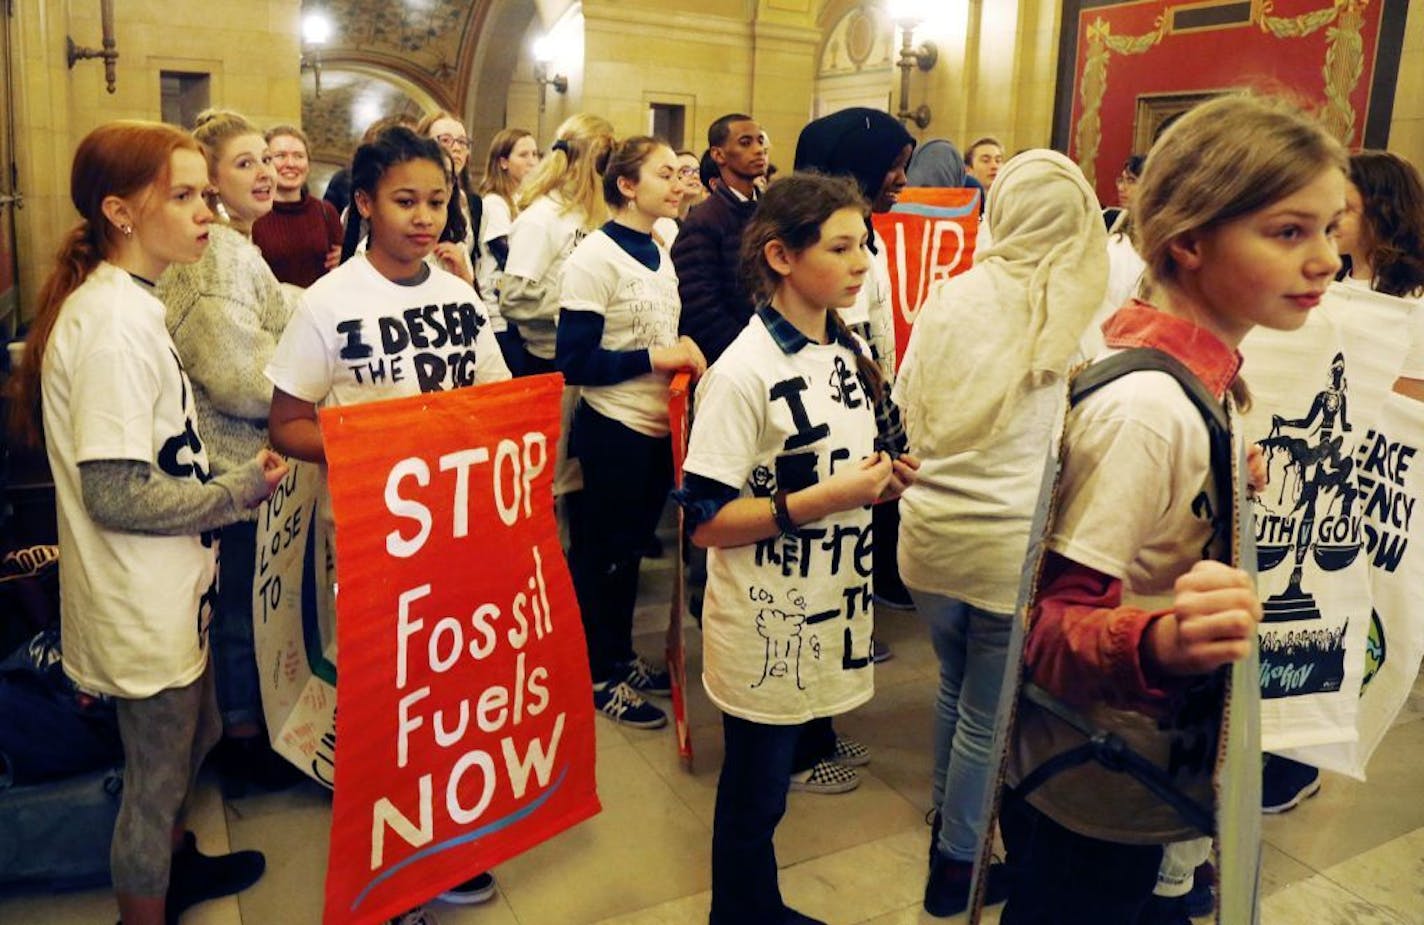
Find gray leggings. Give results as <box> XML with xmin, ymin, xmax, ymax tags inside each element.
<box><xmin>111</xmin><ymin>666</ymin><xmax>221</xmax><ymax>895</ymax></box>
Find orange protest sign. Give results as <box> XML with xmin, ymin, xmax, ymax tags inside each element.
<box><xmin>667</xmin><ymin>371</ymin><xmax>693</xmax><ymax>769</ymax></box>
<box><xmin>319</xmin><ymin>374</ymin><xmax>599</xmax><ymax>925</ymax></box>
<box><xmin>874</xmin><ymin>187</ymin><xmax>981</xmax><ymax>366</ymax></box>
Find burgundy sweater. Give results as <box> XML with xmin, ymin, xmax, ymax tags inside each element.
<box><xmin>251</xmin><ymin>191</ymin><xmax>343</xmax><ymax>288</ymax></box>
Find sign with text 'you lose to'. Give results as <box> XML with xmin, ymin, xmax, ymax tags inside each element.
<box><xmin>319</xmin><ymin>374</ymin><xmax>599</xmax><ymax>925</ymax></box>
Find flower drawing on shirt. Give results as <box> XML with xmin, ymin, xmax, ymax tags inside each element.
<box><xmin>752</xmin><ymin>606</ymin><xmax>807</xmax><ymax>690</ymax></box>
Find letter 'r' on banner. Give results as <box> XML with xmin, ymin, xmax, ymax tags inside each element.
<box><xmin>318</xmin><ymin>373</ymin><xmax>600</xmax><ymax>925</ymax></box>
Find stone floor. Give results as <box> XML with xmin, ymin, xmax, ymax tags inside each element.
<box><xmin>4</xmin><ymin>548</ymin><xmax>1423</xmax><ymax>925</ymax></box>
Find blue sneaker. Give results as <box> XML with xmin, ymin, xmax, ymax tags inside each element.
<box><xmin>619</xmin><ymin>655</ymin><xmax>672</xmax><ymax>696</ymax></box>
<box><xmin>594</xmin><ymin>681</ymin><xmax>668</xmax><ymax>729</ymax></box>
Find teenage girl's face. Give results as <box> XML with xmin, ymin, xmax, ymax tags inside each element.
<box><xmin>356</xmin><ymin>158</ymin><xmax>450</xmax><ymax>275</ymax></box>
<box><xmin>500</xmin><ymin>135</ymin><xmax>540</xmax><ymax>185</ymax></box>
<box><xmin>430</xmin><ymin>117</ymin><xmax>470</xmax><ymax>173</ymax></box>
<box><xmin>129</xmin><ymin>148</ymin><xmax>214</xmax><ymax>274</ymax></box>
<box><xmin>779</xmin><ymin>206</ymin><xmax>871</xmax><ymax>309</ymax></box>
<box><xmin>1187</xmin><ymin>166</ymin><xmax>1345</xmax><ymax>344</ymax></box>
<box><xmin>1334</xmin><ymin>180</ymin><xmax>1367</xmax><ymax>263</ymax></box>
<box><xmin>873</xmin><ymin>144</ymin><xmax>913</xmax><ymax>212</ymax></box>
<box><xmin>620</xmin><ymin>145</ymin><xmax>683</xmax><ymax>220</ymax></box>
<box><xmin>268</xmin><ymin>133</ymin><xmax>311</xmax><ymax>195</ymax></box>
<box><xmin>214</xmin><ymin>132</ymin><xmax>275</xmax><ymax>224</ymax></box>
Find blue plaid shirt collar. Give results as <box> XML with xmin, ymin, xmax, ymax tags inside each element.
<box><xmin>756</xmin><ymin>303</ymin><xmax>858</xmax><ymax>356</ymax></box>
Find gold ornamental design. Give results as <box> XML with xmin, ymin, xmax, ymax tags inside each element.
<box><xmin>1074</xmin><ymin>16</ymin><xmax>1168</xmax><ymax>188</ymax></box>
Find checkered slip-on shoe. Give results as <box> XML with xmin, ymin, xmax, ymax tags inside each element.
<box><xmin>789</xmin><ymin>758</ymin><xmax>860</xmax><ymax>794</ymax></box>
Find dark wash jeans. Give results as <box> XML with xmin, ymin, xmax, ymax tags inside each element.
<box><xmin>567</xmin><ymin>401</ymin><xmax>671</xmax><ymax>683</ymax></box>
<box><xmin>710</xmin><ymin>712</ymin><xmax>808</xmax><ymax>924</ymax></box>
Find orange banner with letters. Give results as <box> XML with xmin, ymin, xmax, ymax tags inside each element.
<box><xmin>875</xmin><ymin>187</ymin><xmax>981</xmax><ymax>367</ymax></box>
<box><xmin>319</xmin><ymin>374</ymin><xmax>599</xmax><ymax>925</ymax></box>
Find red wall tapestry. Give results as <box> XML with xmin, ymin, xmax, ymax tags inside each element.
<box><xmin>1054</xmin><ymin>0</ymin><xmax>1412</xmax><ymax>206</ymax></box>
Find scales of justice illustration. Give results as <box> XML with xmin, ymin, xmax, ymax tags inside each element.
<box><xmin>1254</xmin><ymin>354</ymin><xmax>1362</xmax><ymax>623</ymax></box>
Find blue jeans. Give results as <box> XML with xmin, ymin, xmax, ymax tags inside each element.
<box><xmin>213</xmin><ymin>520</ymin><xmax>262</xmax><ymax>730</ymax></box>
<box><xmin>911</xmin><ymin>587</ymin><xmax>1012</xmax><ymax>862</ymax></box>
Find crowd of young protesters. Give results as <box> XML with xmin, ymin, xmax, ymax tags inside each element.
<box><xmin>8</xmin><ymin>83</ymin><xmax>1424</xmax><ymax>925</ymax></box>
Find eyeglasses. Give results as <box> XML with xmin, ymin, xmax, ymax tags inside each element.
<box><xmin>436</xmin><ymin>134</ymin><xmax>471</xmax><ymax>151</ymax></box>
<box><xmin>677</xmin><ymin>167</ymin><xmax>699</xmax><ymax>179</ymax></box>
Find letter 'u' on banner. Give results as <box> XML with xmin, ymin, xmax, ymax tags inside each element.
<box><xmin>875</xmin><ymin>187</ymin><xmax>980</xmax><ymax>367</ymax></box>
<box><xmin>318</xmin><ymin>373</ymin><xmax>599</xmax><ymax>925</ymax></box>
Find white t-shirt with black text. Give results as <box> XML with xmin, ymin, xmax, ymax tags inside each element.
<box><xmin>684</xmin><ymin>315</ymin><xmax>879</xmax><ymax>724</ymax></box>
<box><xmin>560</xmin><ymin>228</ymin><xmax>681</xmax><ymax>436</ymax></box>
<box><xmin>42</xmin><ymin>262</ymin><xmax>217</xmax><ymax>698</ymax></box>
<box><xmin>266</xmin><ymin>255</ymin><xmax>510</xmax><ymax>408</ymax></box>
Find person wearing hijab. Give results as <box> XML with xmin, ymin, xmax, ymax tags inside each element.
<box><xmin>893</xmin><ymin>150</ymin><xmax>1108</xmax><ymax>917</ymax></box>
<box><xmin>906</xmin><ymin>138</ymin><xmax>967</xmax><ymax>188</ymax></box>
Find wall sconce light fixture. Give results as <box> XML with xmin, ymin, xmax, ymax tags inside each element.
<box><xmin>889</xmin><ymin>0</ymin><xmax>937</xmax><ymax>129</ymax></box>
<box><xmin>301</xmin><ymin>13</ymin><xmax>332</xmax><ymax>98</ymax></box>
<box><xmin>533</xmin><ymin>36</ymin><xmax>569</xmax><ymax>114</ymax></box>
<box><xmin>67</xmin><ymin>0</ymin><xmax>119</xmax><ymax>94</ymax></box>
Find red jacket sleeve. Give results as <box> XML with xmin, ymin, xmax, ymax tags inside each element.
<box><xmin>1025</xmin><ymin>551</ymin><xmax>1183</xmax><ymax>715</ymax></box>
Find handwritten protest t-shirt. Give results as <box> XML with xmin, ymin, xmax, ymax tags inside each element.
<box><xmin>560</xmin><ymin>228</ymin><xmax>681</xmax><ymax>437</ymax></box>
<box><xmin>684</xmin><ymin>314</ymin><xmax>879</xmax><ymax>725</ymax></box>
<box><xmin>502</xmin><ymin>194</ymin><xmax>585</xmax><ymax>360</ymax></box>
<box><xmin>265</xmin><ymin>255</ymin><xmax>509</xmax><ymax>408</ymax></box>
<box><xmin>43</xmin><ymin>262</ymin><xmax>216</xmax><ymax>698</ymax></box>
<box><xmin>1013</xmin><ymin>362</ymin><xmax>1227</xmax><ymax>843</ymax></box>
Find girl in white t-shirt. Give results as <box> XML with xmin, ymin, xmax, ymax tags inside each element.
<box><xmin>476</xmin><ymin>127</ymin><xmax>539</xmax><ymax>365</ymax></box>
<box><xmin>501</xmin><ymin>113</ymin><xmax>615</xmax><ymax>375</ymax></box>
<box><xmin>678</xmin><ymin>173</ymin><xmax>918</xmax><ymax>925</ymax></box>
<box><xmin>265</xmin><ymin>125</ymin><xmax>507</xmax><ymax>919</ymax></box>
<box><xmin>1336</xmin><ymin>151</ymin><xmax>1424</xmax><ymax>398</ymax></box>
<box><xmin>556</xmin><ymin>137</ymin><xmax>707</xmax><ymax>729</ymax></box>
<box><xmin>1001</xmin><ymin>95</ymin><xmax>1347</xmax><ymax>923</ymax></box>
<box><xmin>9</xmin><ymin>121</ymin><xmax>284</xmax><ymax>925</ymax></box>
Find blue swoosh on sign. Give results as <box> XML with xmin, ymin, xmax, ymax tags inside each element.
<box><xmin>349</xmin><ymin>764</ymin><xmax>569</xmax><ymax>911</ymax></box>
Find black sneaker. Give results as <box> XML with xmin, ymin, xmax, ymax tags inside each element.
<box><xmin>1262</xmin><ymin>755</ymin><xmax>1321</xmax><ymax>813</ymax></box>
<box><xmin>619</xmin><ymin>655</ymin><xmax>672</xmax><ymax>696</ymax></box>
<box><xmin>593</xmin><ymin>681</ymin><xmax>668</xmax><ymax>728</ymax></box>
<box><xmin>923</xmin><ymin>851</ymin><xmax>1009</xmax><ymax>918</ymax></box>
<box><xmin>437</xmin><ymin>871</ymin><xmax>496</xmax><ymax>904</ymax></box>
<box><xmin>1138</xmin><ymin>894</ymin><xmax>1191</xmax><ymax>925</ymax></box>
<box><xmin>165</xmin><ymin>831</ymin><xmax>265</xmax><ymax>925</ymax></box>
